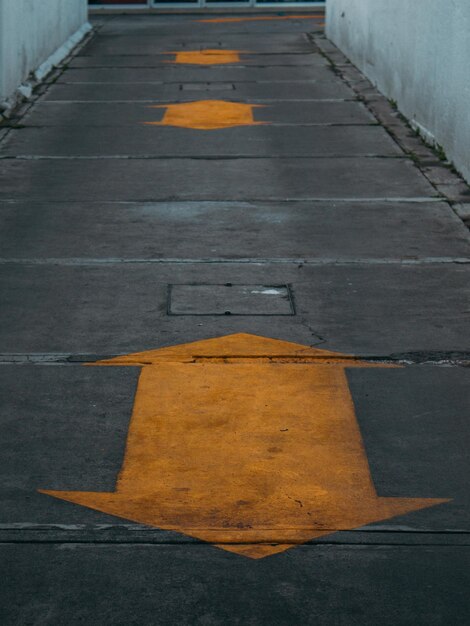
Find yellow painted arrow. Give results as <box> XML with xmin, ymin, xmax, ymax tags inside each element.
<box><xmin>144</xmin><ymin>100</ymin><xmax>266</xmax><ymax>130</ymax></box>
<box><xmin>40</xmin><ymin>334</ymin><xmax>449</xmax><ymax>559</ymax></box>
<box><xmin>197</xmin><ymin>15</ymin><xmax>324</xmax><ymax>24</ymax></box>
<box><xmin>167</xmin><ymin>50</ymin><xmax>243</xmax><ymax>65</ymax></box>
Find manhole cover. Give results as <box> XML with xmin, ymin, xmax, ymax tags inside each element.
<box><xmin>168</xmin><ymin>284</ymin><xmax>295</xmax><ymax>316</ymax></box>
<box><xmin>180</xmin><ymin>83</ymin><xmax>235</xmax><ymax>91</ymax></box>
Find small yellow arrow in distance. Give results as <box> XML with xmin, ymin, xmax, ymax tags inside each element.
<box><xmin>40</xmin><ymin>334</ymin><xmax>449</xmax><ymax>559</ymax></box>
<box><xmin>197</xmin><ymin>15</ymin><xmax>324</xmax><ymax>24</ymax></box>
<box><xmin>167</xmin><ymin>50</ymin><xmax>243</xmax><ymax>65</ymax></box>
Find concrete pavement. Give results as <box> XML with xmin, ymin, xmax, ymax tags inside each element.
<box><xmin>0</xmin><ymin>12</ymin><xmax>469</xmax><ymax>625</ymax></box>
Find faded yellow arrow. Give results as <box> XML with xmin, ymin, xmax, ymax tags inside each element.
<box><xmin>40</xmin><ymin>334</ymin><xmax>449</xmax><ymax>559</ymax></box>
<box><xmin>167</xmin><ymin>50</ymin><xmax>243</xmax><ymax>65</ymax></box>
<box><xmin>144</xmin><ymin>100</ymin><xmax>266</xmax><ymax>130</ymax></box>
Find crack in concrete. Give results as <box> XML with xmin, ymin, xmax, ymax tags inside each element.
<box><xmin>0</xmin><ymin>154</ymin><xmax>410</xmax><ymax>160</ymax></box>
<box><xmin>0</xmin><ymin>352</ymin><xmax>469</xmax><ymax>366</ymax></box>
<box><xmin>0</xmin><ymin>257</ymin><xmax>468</xmax><ymax>265</ymax></box>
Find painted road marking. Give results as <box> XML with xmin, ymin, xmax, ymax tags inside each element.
<box><xmin>144</xmin><ymin>100</ymin><xmax>266</xmax><ymax>130</ymax></box>
<box><xmin>39</xmin><ymin>334</ymin><xmax>449</xmax><ymax>559</ymax></box>
<box><xmin>169</xmin><ymin>50</ymin><xmax>242</xmax><ymax>65</ymax></box>
<box><xmin>198</xmin><ymin>15</ymin><xmax>324</xmax><ymax>24</ymax></box>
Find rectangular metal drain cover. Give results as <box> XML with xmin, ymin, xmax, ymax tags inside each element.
<box><xmin>180</xmin><ymin>43</ymin><xmax>222</xmax><ymax>50</ymax></box>
<box><xmin>168</xmin><ymin>284</ymin><xmax>295</xmax><ymax>316</ymax></box>
<box><xmin>180</xmin><ymin>83</ymin><xmax>235</xmax><ymax>91</ymax></box>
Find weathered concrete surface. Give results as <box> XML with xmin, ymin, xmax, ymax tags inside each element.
<box><xmin>0</xmin><ymin>263</ymin><xmax>469</xmax><ymax>355</ymax></box>
<box><xmin>2</xmin><ymin>544</ymin><xmax>467</xmax><ymax>626</ymax></box>
<box><xmin>348</xmin><ymin>366</ymin><xmax>470</xmax><ymax>528</ymax></box>
<box><xmin>41</xmin><ymin>79</ymin><xmax>355</xmax><ymax>102</ymax></box>
<box><xmin>94</xmin><ymin>14</ymin><xmax>326</xmax><ymax>36</ymax></box>
<box><xmin>82</xmin><ymin>33</ymin><xmax>316</xmax><ymax>55</ymax></box>
<box><xmin>54</xmin><ymin>65</ymin><xmax>334</xmax><ymax>82</ymax></box>
<box><xmin>2</xmin><ymin>125</ymin><xmax>401</xmax><ymax>157</ymax></box>
<box><xmin>0</xmin><ymin>158</ymin><xmax>435</xmax><ymax>201</ymax></box>
<box><xmin>1</xmin><ymin>201</ymin><xmax>467</xmax><ymax>260</ymax></box>
<box><xmin>21</xmin><ymin>100</ymin><xmax>375</xmax><ymax>126</ymax></box>
<box><xmin>0</xmin><ymin>12</ymin><xmax>469</xmax><ymax>625</ymax></box>
<box><xmin>69</xmin><ymin>52</ymin><xmax>329</xmax><ymax>69</ymax></box>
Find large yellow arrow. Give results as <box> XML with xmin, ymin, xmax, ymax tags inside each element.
<box><xmin>40</xmin><ymin>333</ymin><xmax>449</xmax><ymax>559</ymax></box>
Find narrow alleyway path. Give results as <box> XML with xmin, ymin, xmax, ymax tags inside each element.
<box><xmin>0</xmin><ymin>13</ymin><xmax>469</xmax><ymax>625</ymax></box>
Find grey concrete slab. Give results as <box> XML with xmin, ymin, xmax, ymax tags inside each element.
<box><xmin>21</xmin><ymin>100</ymin><xmax>375</xmax><ymax>127</ymax></box>
<box><xmin>0</xmin><ymin>264</ymin><xmax>468</xmax><ymax>354</ymax></box>
<box><xmin>0</xmin><ymin>158</ymin><xmax>435</xmax><ymax>202</ymax></box>
<box><xmin>1</xmin><ymin>543</ymin><xmax>467</xmax><ymax>626</ymax></box>
<box><xmin>348</xmin><ymin>366</ymin><xmax>470</xmax><ymax>529</ymax></box>
<box><xmin>80</xmin><ymin>33</ymin><xmax>315</xmax><ymax>55</ymax></box>
<box><xmin>59</xmin><ymin>65</ymin><xmax>334</xmax><ymax>83</ymax></box>
<box><xmin>41</xmin><ymin>80</ymin><xmax>355</xmax><ymax>102</ymax></box>
<box><xmin>1</xmin><ymin>201</ymin><xmax>468</xmax><ymax>261</ymax></box>
<box><xmin>69</xmin><ymin>53</ymin><xmax>329</xmax><ymax>68</ymax></box>
<box><xmin>0</xmin><ymin>365</ymin><xmax>138</xmax><ymax>523</ymax></box>
<box><xmin>95</xmin><ymin>15</ymin><xmax>325</xmax><ymax>36</ymax></box>
<box><xmin>94</xmin><ymin>21</ymin><xmax>325</xmax><ymax>37</ymax></box>
<box><xmin>2</xmin><ymin>126</ymin><xmax>401</xmax><ymax>158</ymax></box>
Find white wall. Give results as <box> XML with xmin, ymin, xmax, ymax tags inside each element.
<box><xmin>326</xmin><ymin>0</ymin><xmax>470</xmax><ymax>183</ymax></box>
<box><xmin>0</xmin><ymin>0</ymin><xmax>89</xmax><ymax>109</ymax></box>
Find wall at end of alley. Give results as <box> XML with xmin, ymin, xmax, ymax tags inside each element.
<box><xmin>0</xmin><ymin>0</ymin><xmax>89</xmax><ymax>110</ymax></box>
<box><xmin>326</xmin><ymin>0</ymin><xmax>470</xmax><ymax>184</ymax></box>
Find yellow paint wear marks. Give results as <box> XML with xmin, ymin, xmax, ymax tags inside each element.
<box><xmin>170</xmin><ymin>50</ymin><xmax>242</xmax><ymax>65</ymax></box>
<box><xmin>198</xmin><ymin>15</ymin><xmax>324</xmax><ymax>24</ymax></box>
<box><xmin>144</xmin><ymin>100</ymin><xmax>266</xmax><ymax>130</ymax></box>
<box><xmin>40</xmin><ymin>334</ymin><xmax>449</xmax><ymax>559</ymax></box>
